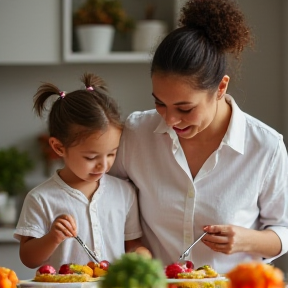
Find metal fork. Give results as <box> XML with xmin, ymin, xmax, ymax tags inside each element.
<box><xmin>74</xmin><ymin>235</ymin><xmax>100</xmax><ymax>264</ymax></box>
<box><xmin>179</xmin><ymin>232</ymin><xmax>207</xmax><ymax>261</ymax></box>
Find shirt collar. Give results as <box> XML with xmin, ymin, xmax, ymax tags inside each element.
<box><xmin>222</xmin><ymin>94</ymin><xmax>246</xmax><ymax>155</ymax></box>
<box><xmin>153</xmin><ymin>94</ymin><xmax>246</xmax><ymax>154</ymax></box>
<box><xmin>154</xmin><ymin>114</ymin><xmax>178</xmax><ymax>141</ymax></box>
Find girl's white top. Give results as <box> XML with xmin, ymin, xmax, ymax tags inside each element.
<box><xmin>110</xmin><ymin>95</ymin><xmax>288</xmax><ymax>273</ymax></box>
<box><xmin>14</xmin><ymin>172</ymin><xmax>142</xmax><ymax>270</ymax></box>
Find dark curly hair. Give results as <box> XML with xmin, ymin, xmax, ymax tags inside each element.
<box><xmin>151</xmin><ymin>0</ymin><xmax>253</xmax><ymax>91</ymax></box>
<box><xmin>33</xmin><ymin>73</ymin><xmax>123</xmax><ymax>148</ymax></box>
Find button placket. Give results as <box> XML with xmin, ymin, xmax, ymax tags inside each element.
<box><xmin>90</xmin><ymin>200</ymin><xmax>102</xmax><ymax>259</ymax></box>
<box><xmin>183</xmin><ymin>182</ymin><xmax>195</xmax><ymax>247</ymax></box>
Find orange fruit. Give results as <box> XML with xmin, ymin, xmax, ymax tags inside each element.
<box><xmin>93</xmin><ymin>266</ymin><xmax>107</xmax><ymax>277</ymax></box>
<box><xmin>87</xmin><ymin>261</ymin><xmax>99</xmax><ymax>270</ymax></box>
<box><xmin>0</xmin><ymin>277</ymin><xmax>12</xmax><ymax>288</ymax></box>
<box><xmin>226</xmin><ymin>262</ymin><xmax>284</xmax><ymax>288</ymax></box>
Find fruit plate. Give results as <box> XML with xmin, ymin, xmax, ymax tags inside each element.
<box><xmin>166</xmin><ymin>276</ymin><xmax>229</xmax><ymax>288</ymax></box>
<box><xmin>17</xmin><ymin>278</ymin><xmax>102</xmax><ymax>288</ymax></box>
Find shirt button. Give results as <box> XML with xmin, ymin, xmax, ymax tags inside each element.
<box><xmin>185</xmin><ymin>236</ymin><xmax>192</xmax><ymax>243</ymax></box>
<box><xmin>188</xmin><ymin>189</ymin><xmax>194</xmax><ymax>198</ymax></box>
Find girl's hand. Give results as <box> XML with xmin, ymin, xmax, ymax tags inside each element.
<box><xmin>202</xmin><ymin>225</ymin><xmax>251</xmax><ymax>254</ymax></box>
<box><xmin>49</xmin><ymin>214</ymin><xmax>77</xmax><ymax>245</ymax></box>
<box><xmin>134</xmin><ymin>246</ymin><xmax>152</xmax><ymax>259</ymax></box>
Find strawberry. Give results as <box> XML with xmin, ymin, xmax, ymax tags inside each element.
<box><xmin>37</xmin><ymin>265</ymin><xmax>56</xmax><ymax>275</ymax></box>
<box><xmin>165</xmin><ymin>263</ymin><xmax>185</xmax><ymax>279</ymax></box>
<box><xmin>59</xmin><ymin>264</ymin><xmax>73</xmax><ymax>274</ymax></box>
<box><xmin>186</xmin><ymin>260</ymin><xmax>194</xmax><ymax>270</ymax></box>
<box><xmin>99</xmin><ymin>260</ymin><xmax>110</xmax><ymax>271</ymax></box>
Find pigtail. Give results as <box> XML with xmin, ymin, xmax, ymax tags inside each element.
<box><xmin>81</xmin><ymin>72</ymin><xmax>108</xmax><ymax>92</ymax></box>
<box><xmin>33</xmin><ymin>83</ymin><xmax>63</xmax><ymax>117</ymax></box>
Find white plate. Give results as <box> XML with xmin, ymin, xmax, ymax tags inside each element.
<box><xmin>17</xmin><ymin>279</ymin><xmax>100</xmax><ymax>288</ymax></box>
<box><xmin>166</xmin><ymin>276</ymin><xmax>228</xmax><ymax>283</ymax></box>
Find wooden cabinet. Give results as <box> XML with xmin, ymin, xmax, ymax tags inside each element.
<box><xmin>0</xmin><ymin>0</ymin><xmax>61</xmax><ymax>64</ymax></box>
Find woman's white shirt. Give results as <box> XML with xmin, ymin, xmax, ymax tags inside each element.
<box><xmin>110</xmin><ymin>94</ymin><xmax>288</xmax><ymax>273</ymax></box>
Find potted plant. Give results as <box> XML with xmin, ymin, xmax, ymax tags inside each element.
<box><xmin>73</xmin><ymin>0</ymin><xmax>135</xmax><ymax>54</ymax></box>
<box><xmin>132</xmin><ymin>1</ymin><xmax>168</xmax><ymax>52</ymax></box>
<box><xmin>0</xmin><ymin>147</ymin><xmax>34</xmax><ymax>225</ymax></box>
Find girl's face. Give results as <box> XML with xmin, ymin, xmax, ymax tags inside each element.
<box><xmin>152</xmin><ymin>73</ymin><xmax>225</xmax><ymax>139</ymax></box>
<box><xmin>53</xmin><ymin>125</ymin><xmax>121</xmax><ymax>184</ymax></box>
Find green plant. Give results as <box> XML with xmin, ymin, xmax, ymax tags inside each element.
<box><xmin>101</xmin><ymin>253</ymin><xmax>167</xmax><ymax>288</ymax></box>
<box><xmin>0</xmin><ymin>147</ymin><xmax>34</xmax><ymax>196</ymax></box>
<box><xmin>73</xmin><ymin>0</ymin><xmax>135</xmax><ymax>33</ymax></box>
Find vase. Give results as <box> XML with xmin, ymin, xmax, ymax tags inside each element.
<box><xmin>76</xmin><ymin>24</ymin><xmax>115</xmax><ymax>54</ymax></box>
<box><xmin>0</xmin><ymin>195</ymin><xmax>17</xmax><ymax>226</ymax></box>
<box><xmin>132</xmin><ymin>20</ymin><xmax>168</xmax><ymax>52</ymax></box>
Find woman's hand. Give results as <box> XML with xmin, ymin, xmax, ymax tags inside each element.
<box><xmin>48</xmin><ymin>214</ymin><xmax>77</xmax><ymax>245</ymax></box>
<box><xmin>202</xmin><ymin>225</ymin><xmax>281</xmax><ymax>258</ymax></box>
<box><xmin>202</xmin><ymin>225</ymin><xmax>252</xmax><ymax>254</ymax></box>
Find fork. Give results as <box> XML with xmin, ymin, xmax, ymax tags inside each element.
<box><xmin>74</xmin><ymin>235</ymin><xmax>101</xmax><ymax>264</ymax></box>
<box><xmin>179</xmin><ymin>232</ymin><xmax>207</xmax><ymax>261</ymax></box>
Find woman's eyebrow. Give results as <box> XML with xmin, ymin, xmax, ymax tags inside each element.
<box><xmin>152</xmin><ymin>93</ymin><xmax>194</xmax><ymax>106</ymax></box>
<box><xmin>152</xmin><ymin>93</ymin><xmax>164</xmax><ymax>103</ymax></box>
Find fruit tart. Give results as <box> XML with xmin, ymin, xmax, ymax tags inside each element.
<box><xmin>165</xmin><ymin>261</ymin><xmax>228</xmax><ymax>288</ymax></box>
<box><xmin>34</xmin><ymin>263</ymin><xmax>93</xmax><ymax>283</ymax></box>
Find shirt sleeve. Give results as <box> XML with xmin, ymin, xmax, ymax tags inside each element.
<box><xmin>109</xmin><ymin>118</ymin><xmax>131</xmax><ymax>180</ymax></box>
<box><xmin>124</xmin><ymin>184</ymin><xmax>142</xmax><ymax>241</ymax></box>
<box><xmin>14</xmin><ymin>192</ymin><xmax>48</xmax><ymax>240</ymax></box>
<box><xmin>258</xmin><ymin>137</ymin><xmax>288</xmax><ymax>260</ymax></box>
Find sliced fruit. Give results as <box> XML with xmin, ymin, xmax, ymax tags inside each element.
<box><xmin>94</xmin><ymin>266</ymin><xmax>108</xmax><ymax>277</ymax></box>
<box><xmin>59</xmin><ymin>264</ymin><xmax>73</xmax><ymax>275</ymax></box>
<box><xmin>186</xmin><ymin>260</ymin><xmax>194</xmax><ymax>270</ymax></box>
<box><xmin>58</xmin><ymin>264</ymin><xmax>93</xmax><ymax>276</ymax></box>
<box><xmin>37</xmin><ymin>265</ymin><xmax>56</xmax><ymax>275</ymax></box>
<box><xmin>165</xmin><ymin>263</ymin><xmax>185</xmax><ymax>279</ymax></box>
<box><xmin>99</xmin><ymin>260</ymin><xmax>110</xmax><ymax>271</ymax></box>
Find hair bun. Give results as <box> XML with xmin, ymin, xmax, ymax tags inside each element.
<box><xmin>179</xmin><ymin>0</ymin><xmax>252</xmax><ymax>55</ymax></box>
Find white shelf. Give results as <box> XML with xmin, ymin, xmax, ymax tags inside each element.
<box><xmin>64</xmin><ymin>51</ymin><xmax>152</xmax><ymax>63</ymax></box>
<box><xmin>63</xmin><ymin>0</ymin><xmax>154</xmax><ymax>63</ymax></box>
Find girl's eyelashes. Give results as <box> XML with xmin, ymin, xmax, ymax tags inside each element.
<box><xmin>85</xmin><ymin>156</ymin><xmax>96</xmax><ymax>160</ymax></box>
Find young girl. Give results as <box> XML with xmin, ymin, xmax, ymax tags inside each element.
<box><xmin>14</xmin><ymin>73</ymin><xmax>151</xmax><ymax>270</ymax></box>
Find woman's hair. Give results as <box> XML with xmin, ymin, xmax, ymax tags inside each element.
<box><xmin>151</xmin><ymin>0</ymin><xmax>253</xmax><ymax>91</ymax></box>
<box><xmin>33</xmin><ymin>72</ymin><xmax>123</xmax><ymax>147</ymax></box>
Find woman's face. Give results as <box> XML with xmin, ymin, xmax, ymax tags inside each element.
<box><xmin>152</xmin><ymin>73</ymin><xmax>220</xmax><ymax>139</ymax></box>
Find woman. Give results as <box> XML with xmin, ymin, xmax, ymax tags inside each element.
<box><xmin>110</xmin><ymin>0</ymin><xmax>288</xmax><ymax>273</ymax></box>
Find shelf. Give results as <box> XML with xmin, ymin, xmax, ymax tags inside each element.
<box><xmin>62</xmin><ymin>0</ymin><xmax>152</xmax><ymax>63</ymax></box>
<box><xmin>62</xmin><ymin>0</ymin><xmax>178</xmax><ymax>63</ymax></box>
<box><xmin>64</xmin><ymin>51</ymin><xmax>152</xmax><ymax>63</ymax></box>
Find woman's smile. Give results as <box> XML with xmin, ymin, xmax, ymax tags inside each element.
<box><xmin>173</xmin><ymin>126</ymin><xmax>191</xmax><ymax>134</ymax></box>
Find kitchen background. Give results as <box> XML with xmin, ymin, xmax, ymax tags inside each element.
<box><xmin>0</xmin><ymin>0</ymin><xmax>288</xmax><ymax>280</ymax></box>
